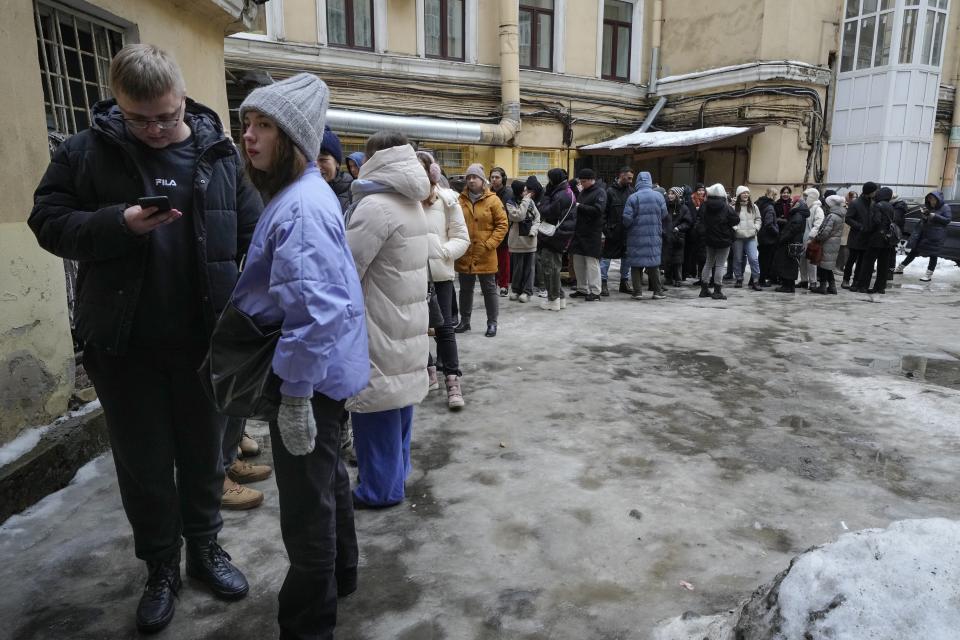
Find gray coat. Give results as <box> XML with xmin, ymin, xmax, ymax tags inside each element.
<box><xmin>816</xmin><ymin>203</ymin><xmax>846</xmax><ymax>271</ymax></box>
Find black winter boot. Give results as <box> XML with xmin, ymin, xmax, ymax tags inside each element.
<box><xmin>811</xmin><ymin>282</ymin><xmax>827</xmax><ymax>294</ymax></box>
<box><xmin>711</xmin><ymin>285</ymin><xmax>727</xmax><ymax>300</ymax></box>
<box><xmin>186</xmin><ymin>538</ymin><xmax>248</xmax><ymax>601</ymax></box>
<box><xmin>454</xmin><ymin>319</ymin><xmax>471</xmax><ymax>333</ymax></box>
<box><xmin>699</xmin><ymin>284</ymin><xmax>712</xmax><ymax>298</ymax></box>
<box><xmin>749</xmin><ymin>278</ymin><xmax>762</xmax><ymax>291</ymax></box>
<box><xmin>619</xmin><ymin>279</ymin><xmax>633</xmax><ymax>294</ymax></box>
<box><xmin>600</xmin><ymin>280</ymin><xmax>610</xmax><ymax>297</ymax></box>
<box><xmin>137</xmin><ymin>550</ymin><xmax>181</xmax><ymax>634</ymax></box>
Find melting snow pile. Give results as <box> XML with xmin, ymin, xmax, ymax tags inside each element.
<box><xmin>655</xmin><ymin>518</ymin><xmax>960</xmax><ymax>640</ymax></box>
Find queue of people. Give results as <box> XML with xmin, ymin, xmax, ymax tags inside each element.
<box><xmin>26</xmin><ymin>43</ymin><xmax>953</xmax><ymax>640</ymax></box>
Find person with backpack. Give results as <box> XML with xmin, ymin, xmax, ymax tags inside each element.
<box><xmin>894</xmin><ymin>190</ymin><xmax>952</xmax><ymax>283</ymax></box>
<box><xmin>853</xmin><ymin>186</ymin><xmax>897</xmax><ymax>294</ymax></box>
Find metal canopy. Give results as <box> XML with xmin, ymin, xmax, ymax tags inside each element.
<box><xmin>579</xmin><ymin>125</ymin><xmax>765</xmax><ymax>157</ymax></box>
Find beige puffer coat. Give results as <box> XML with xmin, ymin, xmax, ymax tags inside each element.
<box><xmin>345</xmin><ymin>145</ymin><xmax>431</xmax><ymax>413</ymax></box>
<box><xmin>425</xmin><ymin>186</ymin><xmax>469</xmax><ymax>282</ymax></box>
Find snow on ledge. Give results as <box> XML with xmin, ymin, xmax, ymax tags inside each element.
<box><xmin>581</xmin><ymin>126</ymin><xmax>756</xmax><ymax>151</ymax></box>
<box><xmin>0</xmin><ymin>400</ymin><xmax>102</xmax><ymax>468</ymax></box>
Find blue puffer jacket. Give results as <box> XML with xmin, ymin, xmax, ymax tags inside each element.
<box><xmin>231</xmin><ymin>163</ymin><xmax>370</xmax><ymax>401</ymax></box>
<box><xmin>910</xmin><ymin>190</ymin><xmax>952</xmax><ymax>256</ymax></box>
<box><xmin>622</xmin><ymin>172</ymin><xmax>667</xmax><ymax>268</ymax></box>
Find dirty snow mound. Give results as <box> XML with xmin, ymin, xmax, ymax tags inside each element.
<box><xmin>654</xmin><ymin>518</ymin><xmax>960</xmax><ymax>640</ymax></box>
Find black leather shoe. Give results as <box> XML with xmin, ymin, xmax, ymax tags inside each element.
<box><xmin>484</xmin><ymin>322</ymin><xmax>497</xmax><ymax>337</ymax></box>
<box><xmin>186</xmin><ymin>539</ymin><xmax>248</xmax><ymax>601</ymax></box>
<box><xmin>569</xmin><ymin>290</ymin><xmax>587</xmax><ymax>298</ymax></box>
<box><xmin>454</xmin><ymin>320</ymin><xmax>471</xmax><ymax>333</ymax></box>
<box><xmin>619</xmin><ymin>280</ymin><xmax>634</xmax><ymax>294</ymax></box>
<box><xmin>137</xmin><ymin>553</ymin><xmax>181</xmax><ymax>634</ymax></box>
<box><xmin>585</xmin><ymin>294</ymin><xmax>600</xmax><ymax>301</ymax></box>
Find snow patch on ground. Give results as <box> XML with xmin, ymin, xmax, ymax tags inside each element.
<box><xmin>0</xmin><ymin>453</ymin><xmax>109</xmax><ymax>537</ymax></box>
<box><xmin>655</xmin><ymin>519</ymin><xmax>960</xmax><ymax>640</ymax></box>
<box><xmin>0</xmin><ymin>400</ymin><xmax>101</xmax><ymax>468</ymax></box>
<box><xmin>775</xmin><ymin>519</ymin><xmax>960</xmax><ymax>639</ymax></box>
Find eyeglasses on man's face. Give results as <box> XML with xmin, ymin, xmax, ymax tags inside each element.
<box><xmin>122</xmin><ymin>99</ymin><xmax>184</xmax><ymax>130</ymax></box>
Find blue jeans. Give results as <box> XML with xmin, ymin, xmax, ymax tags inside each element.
<box><xmin>732</xmin><ymin>237</ymin><xmax>761</xmax><ymax>281</ymax></box>
<box><xmin>351</xmin><ymin>406</ymin><xmax>414</xmax><ymax>506</ymax></box>
<box><xmin>600</xmin><ymin>257</ymin><xmax>632</xmax><ymax>281</ymax></box>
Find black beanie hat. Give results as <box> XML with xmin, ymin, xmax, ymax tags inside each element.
<box><xmin>577</xmin><ymin>168</ymin><xmax>596</xmax><ymax>180</ymax></box>
<box><xmin>525</xmin><ymin>175</ymin><xmax>543</xmax><ymax>197</ymax></box>
<box><xmin>510</xmin><ymin>179</ymin><xmax>525</xmax><ymax>202</ymax></box>
<box><xmin>875</xmin><ymin>186</ymin><xmax>893</xmax><ymax>202</ymax></box>
<box><xmin>862</xmin><ymin>181</ymin><xmax>879</xmax><ymax>195</ymax></box>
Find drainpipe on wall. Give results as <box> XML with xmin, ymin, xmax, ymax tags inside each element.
<box><xmin>941</xmin><ymin>17</ymin><xmax>960</xmax><ymax>197</ymax></box>
<box><xmin>324</xmin><ymin>0</ymin><xmax>520</xmax><ymax>144</ymax></box>
<box><xmin>646</xmin><ymin>0</ymin><xmax>663</xmax><ymax>96</ymax></box>
<box><xmin>941</xmin><ymin>85</ymin><xmax>960</xmax><ymax>196</ymax></box>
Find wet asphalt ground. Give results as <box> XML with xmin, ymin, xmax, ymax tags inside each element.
<box><xmin>3</xmin><ymin>261</ymin><xmax>959</xmax><ymax>640</ymax></box>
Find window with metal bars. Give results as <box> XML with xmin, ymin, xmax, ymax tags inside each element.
<box><xmin>33</xmin><ymin>1</ymin><xmax>125</xmax><ymax>135</ymax></box>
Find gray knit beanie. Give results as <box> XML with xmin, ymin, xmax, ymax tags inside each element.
<box><xmin>465</xmin><ymin>163</ymin><xmax>486</xmax><ymax>182</ymax></box>
<box><xmin>240</xmin><ymin>73</ymin><xmax>329</xmax><ymax>161</ymax></box>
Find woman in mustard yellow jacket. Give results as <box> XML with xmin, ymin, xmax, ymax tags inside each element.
<box><xmin>454</xmin><ymin>163</ymin><xmax>508</xmax><ymax>337</ymax></box>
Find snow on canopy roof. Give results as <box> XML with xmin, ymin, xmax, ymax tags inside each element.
<box><xmin>580</xmin><ymin>126</ymin><xmax>756</xmax><ymax>151</ymax></box>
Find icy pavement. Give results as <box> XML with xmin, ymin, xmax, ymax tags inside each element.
<box><xmin>2</xmin><ymin>261</ymin><xmax>959</xmax><ymax>640</ymax></box>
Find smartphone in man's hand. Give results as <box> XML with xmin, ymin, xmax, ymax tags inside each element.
<box><xmin>137</xmin><ymin>196</ymin><xmax>171</xmax><ymax>213</ymax></box>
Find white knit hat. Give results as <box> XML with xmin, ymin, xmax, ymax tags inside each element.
<box><xmin>240</xmin><ymin>73</ymin><xmax>329</xmax><ymax>160</ymax></box>
<box><xmin>706</xmin><ymin>183</ymin><xmax>727</xmax><ymax>198</ymax></box>
<box><xmin>735</xmin><ymin>185</ymin><xmax>750</xmax><ymax>197</ymax></box>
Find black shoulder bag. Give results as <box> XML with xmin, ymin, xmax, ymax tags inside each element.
<box><xmin>198</xmin><ymin>301</ymin><xmax>282</xmax><ymax>421</ymax></box>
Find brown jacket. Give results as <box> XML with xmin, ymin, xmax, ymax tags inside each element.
<box><xmin>455</xmin><ymin>188</ymin><xmax>508</xmax><ymax>274</ymax></box>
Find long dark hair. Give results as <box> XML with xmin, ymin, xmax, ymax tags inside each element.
<box><xmin>244</xmin><ymin>126</ymin><xmax>308</xmax><ymax>199</ymax></box>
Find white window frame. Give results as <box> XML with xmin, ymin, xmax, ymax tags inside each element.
<box><xmin>595</xmin><ymin>0</ymin><xmax>642</xmax><ymax>84</ymax></box>
<box><xmin>267</xmin><ymin>0</ymin><xmax>285</xmax><ymax>41</ymax></box>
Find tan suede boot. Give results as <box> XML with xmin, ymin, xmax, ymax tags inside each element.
<box><xmin>222</xmin><ymin>477</ymin><xmax>263</xmax><ymax>510</ymax></box>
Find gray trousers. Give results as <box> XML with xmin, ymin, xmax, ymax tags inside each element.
<box><xmin>541</xmin><ymin>249</ymin><xmax>566</xmax><ymax>301</ymax></box>
<box><xmin>510</xmin><ymin>252</ymin><xmax>536</xmax><ymax>295</ymax></box>
<box><xmin>702</xmin><ymin>246</ymin><xmax>731</xmax><ymax>284</ymax></box>
<box><xmin>458</xmin><ymin>272</ymin><xmax>498</xmax><ymax>323</ymax></box>
<box><xmin>572</xmin><ymin>254</ymin><xmax>602</xmax><ymax>294</ymax></box>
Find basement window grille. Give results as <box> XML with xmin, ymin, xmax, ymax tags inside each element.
<box><xmin>33</xmin><ymin>0</ymin><xmax>125</xmax><ymax>135</ymax></box>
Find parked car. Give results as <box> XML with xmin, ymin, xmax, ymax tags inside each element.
<box><xmin>902</xmin><ymin>198</ymin><xmax>960</xmax><ymax>266</ymax></box>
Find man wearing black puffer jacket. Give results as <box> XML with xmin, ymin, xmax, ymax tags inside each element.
<box><xmin>601</xmin><ymin>167</ymin><xmax>635</xmax><ymax>296</ymax></box>
<box><xmin>843</xmin><ymin>181</ymin><xmax>877</xmax><ymax>288</ymax></box>
<box><xmin>569</xmin><ymin>168</ymin><xmax>607</xmax><ymax>301</ymax></box>
<box><xmin>28</xmin><ymin>45</ymin><xmax>261</xmax><ymax>634</ymax></box>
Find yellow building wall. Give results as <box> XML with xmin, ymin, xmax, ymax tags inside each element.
<box><xmin>0</xmin><ymin>0</ymin><xmax>234</xmax><ymax>445</ymax></box>
<box><xmin>478</xmin><ymin>3</ymin><xmax>500</xmax><ymax>66</ymax></box>
<box><xmin>757</xmin><ymin>0</ymin><xmax>840</xmax><ymax>66</ymax></box>
<box><xmin>748</xmin><ymin>127</ymin><xmax>810</xmax><ymax>187</ymax></box>
<box><xmin>387</xmin><ymin>0</ymin><xmax>419</xmax><ymax>55</ymax></box>
<box><xmin>565</xmin><ymin>1</ymin><xmax>600</xmax><ymax>77</ymax></box>
<box><xmin>282</xmin><ymin>0</ymin><xmax>320</xmax><ymax>45</ymax></box>
<box><xmin>658</xmin><ymin>1</ymin><xmax>762</xmax><ymax>78</ymax></box>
